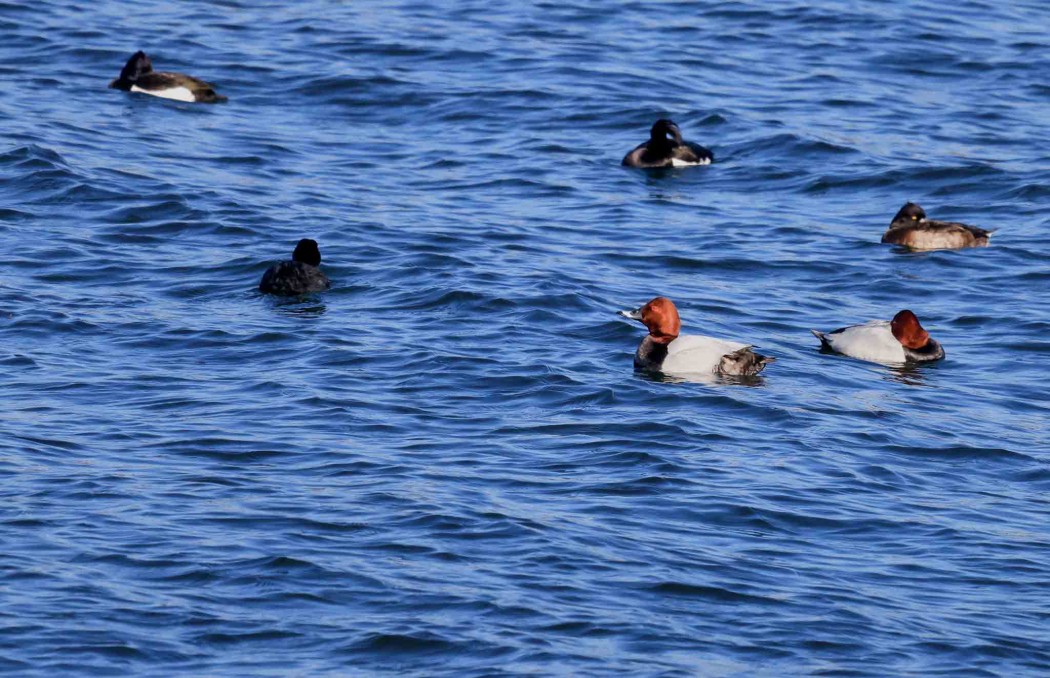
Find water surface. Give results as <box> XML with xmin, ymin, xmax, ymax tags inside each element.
<box><xmin>1</xmin><ymin>0</ymin><xmax>1048</xmax><ymax>675</ymax></box>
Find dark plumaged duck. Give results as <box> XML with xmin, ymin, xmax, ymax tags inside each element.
<box><xmin>109</xmin><ymin>51</ymin><xmax>227</xmax><ymax>103</ymax></box>
<box><xmin>619</xmin><ymin>297</ymin><xmax>773</xmax><ymax>377</ymax></box>
<box><xmin>811</xmin><ymin>310</ymin><xmax>944</xmax><ymax>365</ymax></box>
<box><xmin>882</xmin><ymin>202</ymin><xmax>991</xmax><ymax>250</ymax></box>
<box><xmin>259</xmin><ymin>239</ymin><xmax>331</xmax><ymax>296</ymax></box>
<box><xmin>622</xmin><ymin>119</ymin><xmax>713</xmax><ymax>168</ymax></box>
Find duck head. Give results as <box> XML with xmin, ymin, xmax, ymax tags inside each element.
<box><xmin>292</xmin><ymin>238</ymin><xmax>322</xmax><ymax>266</ymax></box>
<box><xmin>619</xmin><ymin>296</ymin><xmax>681</xmax><ymax>344</ymax></box>
<box><xmin>891</xmin><ymin>202</ymin><xmax>927</xmax><ymax>228</ymax></box>
<box><xmin>649</xmin><ymin>119</ymin><xmax>684</xmax><ymax>146</ymax></box>
<box><xmin>891</xmin><ymin>309</ymin><xmax>931</xmax><ymax>349</ymax></box>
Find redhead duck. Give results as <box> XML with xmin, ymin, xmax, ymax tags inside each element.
<box><xmin>622</xmin><ymin>119</ymin><xmax>713</xmax><ymax>168</ymax></box>
<box><xmin>619</xmin><ymin>297</ymin><xmax>773</xmax><ymax>377</ymax></box>
<box><xmin>812</xmin><ymin>310</ymin><xmax>944</xmax><ymax>364</ymax></box>
<box><xmin>259</xmin><ymin>239</ymin><xmax>331</xmax><ymax>295</ymax></box>
<box><xmin>882</xmin><ymin>202</ymin><xmax>991</xmax><ymax>250</ymax></box>
<box><xmin>109</xmin><ymin>51</ymin><xmax>227</xmax><ymax>103</ymax></box>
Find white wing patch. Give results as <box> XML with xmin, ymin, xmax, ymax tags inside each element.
<box><xmin>670</xmin><ymin>157</ymin><xmax>711</xmax><ymax>167</ymax></box>
<box><xmin>131</xmin><ymin>84</ymin><xmax>196</xmax><ymax>102</ymax></box>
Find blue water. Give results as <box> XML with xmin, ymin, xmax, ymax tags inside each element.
<box><xmin>1</xmin><ymin>0</ymin><xmax>1049</xmax><ymax>675</ymax></box>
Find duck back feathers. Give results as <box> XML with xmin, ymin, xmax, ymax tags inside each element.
<box><xmin>259</xmin><ymin>239</ymin><xmax>331</xmax><ymax>296</ymax></box>
<box><xmin>259</xmin><ymin>261</ymin><xmax>330</xmax><ymax>295</ymax></box>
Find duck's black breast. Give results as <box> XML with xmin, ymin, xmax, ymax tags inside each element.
<box><xmin>259</xmin><ymin>261</ymin><xmax>331</xmax><ymax>296</ymax></box>
<box><xmin>633</xmin><ymin>336</ymin><xmax>668</xmax><ymax>370</ymax></box>
<box><xmin>904</xmin><ymin>339</ymin><xmax>945</xmax><ymax>362</ymax></box>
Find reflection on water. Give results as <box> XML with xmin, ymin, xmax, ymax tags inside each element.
<box><xmin>885</xmin><ymin>361</ymin><xmax>933</xmax><ymax>386</ymax></box>
<box><xmin>269</xmin><ymin>297</ymin><xmax>328</xmax><ymax>318</ymax></box>
<box><xmin>1</xmin><ymin>0</ymin><xmax>1046</xmax><ymax>674</ymax></box>
<box><xmin>814</xmin><ymin>345</ymin><xmax>938</xmax><ymax>387</ymax></box>
<box><xmin>809</xmin><ymin>341</ymin><xmax>945</xmax><ymax>388</ymax></box>
<box><xmin>635</xmin><ymin>368</ymin><xmax>767</xmax><ymax>388</ymax></box>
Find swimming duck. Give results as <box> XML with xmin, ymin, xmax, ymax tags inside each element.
<box><xmin>622</xmin><ymin>119</ymin><xmax>713</xmax><ymax>168</ymax></box>
<box><xmin>259</xmin><ymin>239</ymin><xmax>331</xmax><ymax>295</ymax></box>
<box><xmin>109</xmin><ymin>50</ymin><xmax>227</xmax><ymax>103</ymax></box>
<box><xmin>619</xmin><ymin>297</ymin><xmax>772</xmax><ymax>377</ymax></box>
<box><xmin>882</xmin><ymin>202</ymin><xmax>991</xmax><ymax>250</ymax></box>
<box><xmin>812</xmin><ymin>310</ymin><xmax>944</xmax><ymax>364</ymax></box>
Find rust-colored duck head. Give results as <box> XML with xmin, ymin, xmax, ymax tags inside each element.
<box><xmin>891</xmin><ymin>309</ymin><xmax>931</xmax><ymax>349</ymax></box>
<box><xmin>619</xmin><ymin>296</ymin><xmax>681</xmax><ymax>345</ymax></box>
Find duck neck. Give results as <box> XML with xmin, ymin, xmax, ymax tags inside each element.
<box><xmin>635</xmin><ymin>335</ymin><xmax>672</xmax><ymax>369</ymax></box>
<box><xmin>904</xmin><ymin>338</ymin><xmax>944</xmax><ymax>362</ymax></box>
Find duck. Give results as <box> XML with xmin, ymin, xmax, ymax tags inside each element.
<box><xmin>259</xmin><ymin>239</ymin><xmax>331</xmax><ymax>296</ymax></box>
<box><xmin>882</xmin><ymin>202</ymin><xmax>991</xmax><ymax>250</ymax></box>
<box><xmin>619</xmin><ymin>297</ymin><xmax>773</xmax><ymax>377</ymax></box>
<box><xmin>811</xmin><ymin>310</ymin><xmax>944</xmax><ymax>364</ymax></box>
<box><xmin>622</xmin><ymin>119</ymin><xmax>713</xmax><ymax>168</ymax></box>
<box><xmin>109</xmin><ymin>50</ymin><xmax>227</xmax><ymax>103</ymax></box>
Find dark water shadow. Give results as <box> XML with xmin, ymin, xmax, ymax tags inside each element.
<box><xmin>635</xmin><ymin>368</ymin><xmax>767</xmax><ymax>388</ymax></box>
<box><xmin>264</xmin><ymin>295</ymin><xmax>328</xmax><ymax>318</ymax></box>
<box><xmin>884</xmin><ymin>362</ymin><xmax>939</xmax><ymax>387</ymax></box>
<box><xmin>814</xmin><ymin>346</ymin><xmax>939</xmax><ymax>387</ymax></box>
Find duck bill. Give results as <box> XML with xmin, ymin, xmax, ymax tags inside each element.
<box><xmin>618</xmin><ymin>307</ymin><xmax>644</xmax><ymax>321</ymax></box>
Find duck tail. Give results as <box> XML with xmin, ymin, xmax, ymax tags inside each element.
<box><xmin>719</xmin><ymin>347</ymin><xmax>773</xmax><ymax>377</ymax></box>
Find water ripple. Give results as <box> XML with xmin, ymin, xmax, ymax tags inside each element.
<box><xmin>0</xmin><ymin>0</ymin><xmax>1048</xmax><ymax>675</ymax></box>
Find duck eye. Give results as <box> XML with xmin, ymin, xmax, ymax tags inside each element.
<box><xmin>911</xmin><ymin>215</ymin><xmax>918</xmax><ymax>220</ymax></box>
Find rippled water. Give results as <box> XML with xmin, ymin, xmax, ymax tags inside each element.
<box><xmin>1</xmin><ymin>0</ymin><xmax>1048</xmax><ymax>674</ymax></box>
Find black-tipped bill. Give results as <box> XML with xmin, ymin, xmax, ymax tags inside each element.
<box><xmin>619</xmin><ymin>307</ymin><xmax>643</xmax><ymax>320</ymax></box>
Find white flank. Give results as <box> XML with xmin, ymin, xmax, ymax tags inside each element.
<box><xmin>671</xmin><ymin>158</ymin><xmax>709</xmax><ymax>167</ymax></box>
<box><xmin>131</xmin><ymin>85</ymin><xmax>196</xmax><ymax>102</ymax></box>
<box><xmin>660</xmin><ymin>333</ymin><xmax>750</xmax><ymax>375</ymax></box>
<box><xmin>822</xmin><ymin>320</ymin><xmax>906</xmax><ymax>364</ymax></box>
